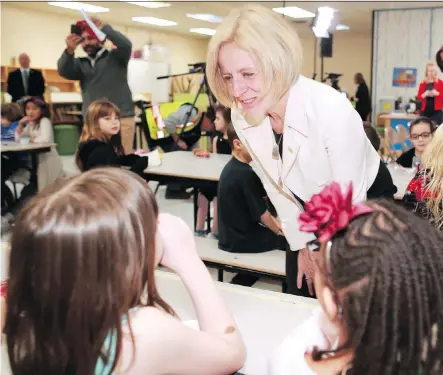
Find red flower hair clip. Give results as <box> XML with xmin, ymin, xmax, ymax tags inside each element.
<box><xmin>299</xmin><ymin>182</ymin><xmax>373</xmax><ymax>243</ymax></box>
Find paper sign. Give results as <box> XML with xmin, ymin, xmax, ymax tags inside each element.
<box><xmin>392</xmin><ymin>68</ymin><xmax>417</xmax><ymax>88</ymax></box>
<box><xmin>80</xmin><ymin>9</ymin><xmax>107</xmax><ymax>42</ymax></box>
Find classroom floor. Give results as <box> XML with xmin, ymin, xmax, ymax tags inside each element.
<box><xmin>3</xmin><ymin>155</ymin><xmax>282</xmax><ymax>294</ymax></box>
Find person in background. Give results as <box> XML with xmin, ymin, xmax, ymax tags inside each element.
<box><xmin>436</xmin><ymin>45</ymin><xmax>443</xmax><ymax>74</ymax></box>
<box><xmin>403</xmin><ymin>124</ymin><xmax>443</xmax><ymax>230</ymax></box>
<box><xmin>396</xmin><ymin>117</ymin><xmax>435</xmax><ymax>168</ymax></box>
<box><xmin>1</xmin><ymin>103</ymin><xmax>22</xmax><ymax>141</ymax></box>
<box><xmin>76</xmin><ymin>100</ymin><xmax>160</xmax><ymax>174</ymax></box>
<box><xmin>218</xmin><ymin>123</ymin><xmax>287</xmax><ymax>282</ymax></box>
<box><xmin>1</xmin><ymin>104</ymin><xmax>26</xmax><ymax>214</ymax></box>
<box><xmin>269</xmin><ymin>183</ymin><xmax>443</xmax><ymax>375</ymax></box>
<box><xmin>58</xmin><ymin>17</ymin><xmax>135</xmax><ymax>155</ymax></box>
<box><xmin>5</xmin><ymin>168</ymin><xmax>246</xmax><ymax>375</ymax></box>
<box><xmin>353</xmin><ymin>73</ymin><xmax>371</xmax><ymax>121</ymax></box>
<box><xmin>7</xmin><ymin>53</ymin><xmax>45</xmax><ymax>103</ymax></box>
<box><xmin>195</xmin><ymin>105</ymin><xmax>232</xmax><ymax>239</ymax></box>
<box><xmin>417</xmin><ymin>62</ymin><xmax>443</xmax><ymax>125</ymax></box>
<box><xmin>15</xmin><ymin>97</ymin><xmax>63</xmax><ymax>191</ymax></box>
<box><xmin>362</xmin><ymin>122</ymin><xmax>381</xmax><ymax>152</ymax></box>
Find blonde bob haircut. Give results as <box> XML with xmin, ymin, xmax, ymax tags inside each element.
<box><xmin>206</xmin><ymin>4</ymin><xmax>303</xmax><ymax>108</ymax></box>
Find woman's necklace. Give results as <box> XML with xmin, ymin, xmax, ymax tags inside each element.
<box><xmin>272</xmin><ymin>132</ymin><xmax>283</xmax><ymax>160</ymax></box>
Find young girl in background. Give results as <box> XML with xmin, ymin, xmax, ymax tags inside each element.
<box><xmin>195</xmin><ymin>105</ymin><xmax>232</xmax><ymax>238</ymax></box>
<box><xmin>396</xmin><ymin>117</ymin><xmax>435</xmax><ymax>168</ymax></box>
<box><xmin>270</xmin><ymin>182</ymin><xmax>443</xmax><ymax>375</ymax></box>
<box><xmin>15</xmin><ymin>97</ymin><xmax>63</xmax><ymax>191</ymax></box>
<box><xmin>5</xmin><ymin>168</ymin><xmax>245</xmax><ymax>375</ymax></box>
<box><xmin>76</xmin><ymin>99</ymin><xmax>161</xmax><ymax>174</ymax></box>
<box><xmin>403</xmin><ymin>124</ymin><xmax>443</xmax><ymax>230</ymax></box>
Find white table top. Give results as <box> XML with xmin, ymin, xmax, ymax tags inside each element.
<box><xmin>388</xmin><ymin>163</ymin><xmax>415</xmax><ymax>199</ymax></box>
<box><xmin>156</xmin><ymin>270</ymin><xmax>318</xmax><ymax>375</ymax></box>
<box><xmin>1</xmin><ymin>141</ymin><xmax>56</xmax><ymax>152</ymax></box>
<box><xmin>196</xmin><ymin>236</ymin><xmax>285</xmax><ymax>276</ymax></box>
<box><xmin>144</xmin><ymin>151</ymin><xmax>231</xmax><ymax>181</ymax></box>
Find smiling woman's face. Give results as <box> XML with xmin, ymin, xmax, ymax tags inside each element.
<box><xmin>218</xmin><ymin>43</ymin><xmax>269</xmax><ymax>125</ymax></box>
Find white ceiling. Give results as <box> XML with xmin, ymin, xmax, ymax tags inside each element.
<box><xmin>4</xmin><ymin>1</ymin><xmax>442</xmax><ymax>38</ymax></box>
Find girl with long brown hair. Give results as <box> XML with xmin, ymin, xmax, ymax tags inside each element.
<box><xmin>5</xmin><ymin>168</ymin><xmax>245</xmax><ymax>375</ymax></box>
<box><xmin>76</xmin><ymin>99</ymin><xmax>161</xmax><ymax>174</ymax></box>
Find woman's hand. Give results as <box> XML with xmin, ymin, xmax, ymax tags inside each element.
<box><xmin>432</xmin><ymin>89</ymin><xmax>440</xmax><ymax>96</ymax></box>
<box><xmin>157</xmin><ymin>213</ymin><xmax>202</xmax><ymax>276</ymax></box>
<box><xmin>297</xmin><ymin>248</ymin><xmax>319</xmax><ymax>296</ymax></box>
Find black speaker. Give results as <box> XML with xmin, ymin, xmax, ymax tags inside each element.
<box><xmin>320</xmin><ymin>35</ymin><xmax>333</xmax><ymax>58</ymax></box>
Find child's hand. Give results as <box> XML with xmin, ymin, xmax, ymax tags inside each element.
<box><xmin>157</xmin><ymin>213</ymin><xmax>202</xmax><ymax>276</ymax></box>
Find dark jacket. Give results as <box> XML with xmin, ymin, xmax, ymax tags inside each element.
<box><xmin>77</xmin><ymin>139</ymin><xmax>147</xmax><ymax>174</ymax></box>
<box><xmin>7</xmin><ymin>68</ymin><xmax>45</xmax><ymax>102</ymax></box>
<box><xmin>355</xmin><ymin>82</ymin><xmax>371</xmax><ymax>121</ymax></box>
<box><xmin>57</xmin><ymin>24</ymin><xmax>134</xmax><ymax>118</ymax></box>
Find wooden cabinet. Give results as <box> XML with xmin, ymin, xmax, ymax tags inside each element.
<box><xmin>1</xmin><ymin>65</ymin><xmax>78</xmax><ymax>94</ymax></box>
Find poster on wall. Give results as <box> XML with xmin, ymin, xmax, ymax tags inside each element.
<box><xmin>392</xmin><ymin>68</ymin><xmax>417</xmax><ymax>87</ymax></box>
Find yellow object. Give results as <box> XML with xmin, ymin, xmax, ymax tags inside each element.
<box><xmin>145</xmin><ymin>102</ymin><xmax>202</xmax><ymax>140</ymax></box>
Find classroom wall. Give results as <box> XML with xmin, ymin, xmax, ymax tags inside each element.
<box><xmin>0</xmin><ymin>5</ymin><xmax>208</xmax><ymax>75</ymax></box>
<box><xmin>372</xmin><ymin>7</ymin><xmax>443</xmax><ymax>117</ymax></box>
<box><xmin>1</xmin><ymin>4</ymin><xmax>371</xmax><ymax>96</ymax></box>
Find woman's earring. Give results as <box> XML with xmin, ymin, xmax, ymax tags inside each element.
<box><xmin>338</xmin><ymin>305</ymin><xmax>343</xmax><ymax>320</ymax></box>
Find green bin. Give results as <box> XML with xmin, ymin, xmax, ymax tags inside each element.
<box><xmin>54</xmin><ymin>124</ymin><xmax>79</xmax><ymax>155</ymax></box>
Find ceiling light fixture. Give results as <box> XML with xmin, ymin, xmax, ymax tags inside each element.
<box><xmin>336</xmin><ymin>24</ymin><xmax>350</xmax><ymax>31</ymax></box>
<box><xmin>312</xmin><ymin>7</ymin><xmax>337</xmax><ymax>38</ymax></box>
<box><xmin>132</xmin><ymin>16</ymin><xmax>176</xmax><ymax>26</ymax></box>
<box><xmin>272</xmin><ymin>6</ymin><xmax>315</xmax><ymax>19</ymax></box>
<box><xmin>189</xmin><ymin>28</ymin><xmax>216</xmax><ymax>36</ymax></box>
<box><xmin>47</xmin><ymin>1</ymin><xmax>109</xmax><ymax>13</ymax></box>
<box><xmin>124</xmin><ymin>2</ymin><xmax>171</xmax><ymax>8</ymax></box>
<box><xmin>186</xmin><ymin>13</ymin><xmax>223</xmax><ymax>23</ymax></box>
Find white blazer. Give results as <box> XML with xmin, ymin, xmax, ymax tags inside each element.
<box><xmin>231</xmin><ymin>75</ymin><xmax>381</xmax><ymax>251</ymax></box>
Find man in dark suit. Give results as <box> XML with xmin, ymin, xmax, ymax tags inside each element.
<box><xmin>7</xmin><ymin>53</ymin><xmax>45</xmax><ymax>102</ymax></box>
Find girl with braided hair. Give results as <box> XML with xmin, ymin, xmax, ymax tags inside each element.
<box><xmin>270</xmin><ymin>182</ymin><xmax>443</xmax><ymax>375</ymax></box>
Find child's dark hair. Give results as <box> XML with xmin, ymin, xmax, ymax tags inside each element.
<box><xmin>24</xmin><ymin>97</ymin><xmax>50</xmax><ymax>130</ymax></box>
<box><xmin>313</xmin><ymin>199</ymin><xmax>443</xmax><ymax>374</ymax></box>
<box><xmin>215</xmin><ymin>105</ymin><xmax>231</xmax><ymax>125</ymax></box>
<box><xmin>1</xmin><ymin>103</ymin><xmax>23</xmax><ymax>122</ymax></box>
<box><xmin>363</xmin><ymin>122</ymin><xmax>380</xmax><ymax>151</ymax></box>
<box><xmin>226</xmin><ymin>122</ymin><xmax>239</xmax><ymax>148</ymax></box>
<box><xmin>409</xmin><ymin>117</ymin><xmax>436</xmax><ymax>134</ymax></box>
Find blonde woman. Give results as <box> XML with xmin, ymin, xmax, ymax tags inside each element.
<box><xmin>417</xmin><ymin>62</ymin><xmax>443</xmax><ymax>124</ymax></box>
<box><xmin>422</xmin><ymin>125</ymin><xmax>443</xmax><ymax>229</ymax></box>
<box><xmin>206</xmin><ymin>4</ymin><xmax>396</xmax><ymax>297</ymax></box>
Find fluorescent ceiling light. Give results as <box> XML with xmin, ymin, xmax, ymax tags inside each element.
<box><xmin>336</xmin><ymin>24</ymin><xmax>350</xmax><ymax>31</ymax></box>
<box><xmin>132</xmin><ymin>16</ymin><xmax>176</xmax><ymax>26</ymax></box>
<box><xmin>189</xmin><ymin>28</ymin><xmax>216</xmax><ymax>36</ymax></box>
<box><xmin>47</xmin><ymin>1</ymin><xmax>109</xmax><ymax>12</ymax></box>
<box><xmin>187</xmin><ymin>13</ymin><xmax>223</xmax><ymax>23</ymax></box>
<box><xmin>272</xmin><ymin>7</ymin><xmax>315</xmax><ymax>19</ymax></box>
<box><xmin>124</xmin><ymin>1</ymin><xmax>171</xmax><ymax>8</ymax></box>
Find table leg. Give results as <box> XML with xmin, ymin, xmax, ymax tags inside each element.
<box><xmin>30</xmin><ymin>152</ymin><xmax>38</xmax><ymax>191</ymax></box>
<box><xmin>193</xmin><ymin>188</ymin><xmax>198</xmax><ymax>232</ymax></box>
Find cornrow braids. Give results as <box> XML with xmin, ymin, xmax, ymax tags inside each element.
<box><xmin>314</xmin><ymin>199</ymin><xmax>443</xmax><ymax>375</ymax></box>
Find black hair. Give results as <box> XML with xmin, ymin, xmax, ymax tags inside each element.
<box><xmin>409</xmin><ymin>117</ymin><xmax>436</xmax><ymax>134</ymax></box>
<box><xmin>313</xmin><ymin>199</ymin><xmax>443</xmax><ymax>375</ymax></box>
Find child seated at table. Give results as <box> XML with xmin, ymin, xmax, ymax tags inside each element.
<box><xmin>14</xmin><ymin>96</ymin><xmax>63</xmax><ymax>192</ymax></box>
<box><xmin>76</xmin><ymin>99</ymin><xmax>161</xmax><ymax>175</ymax></box>
<box><xmin>269</xmin><ymin>182</ymin><xmax>443</xmax><ymax>375</ymax></box>
<box><xmin>1</xmin><ymin>103</ymin><xmax>22</xmax><ymax>142</ymax></box>
<box><xmin>195</xmin><ymin>105</ymin><xmax>232</xmax><ymax>238</ymax></box>
<box><xmin>402</xmin><ymin>124</ymin><xmax>443</xmax><ymax>230</ymax></box>
<box><xmin>396</xmin><ymin>117</ymin><xmax>435</xmax><ymax>168</ymax></box>
<box><xmin>218</xmin><ymin>123</ymin><xmax>286</xmax><ymax>254</ymax></box>
<box><xmin>4</xmin><ymin>168</ymin><xmax>245</xmax><ymax>375</ymax></box>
